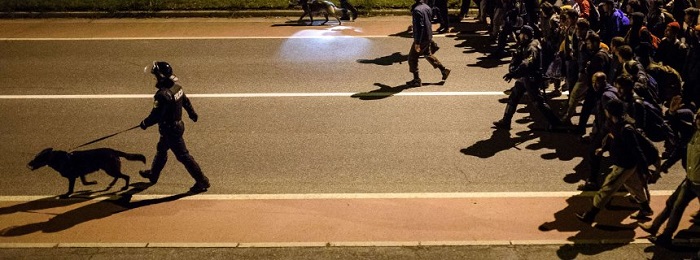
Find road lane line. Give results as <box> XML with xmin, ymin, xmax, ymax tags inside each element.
<box><xmin>0</xmin><ymin>92</ymin><xmax>505</xmax><ymax>99</ymax></box>
<box><xmin>0</xmin><ymin>239</ymin><xmax>654</xmax><ymax>248</ymax></box>
<box><xmin>0</xmin><ymin>35</ymin><xmax>449</xmax><ymax>41</ymax></box>
<box><xmin>0</xmin><ymin>191</ymin><xmax>675</xmax><ymax>202</ymax></box>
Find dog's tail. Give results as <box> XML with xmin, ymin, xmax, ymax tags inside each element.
<box><xmin>116</xmin><ymin>152</ymin><xmax>147</xmax><ymax>164</ymax></box>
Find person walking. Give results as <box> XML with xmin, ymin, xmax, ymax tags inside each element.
<box><xmin>642</xmin><ymin>110</ymin><xmax>700</xmax><ymax>247</ymax></box>
<box><xmin>139</xmin><ymin>61</ymin><xmax>210</xmax><ymax>193</ymax></box>
<box><xmin>493</xmin><ymin>25</ymin><xmax>565</xmax><ymax>130</ymax></box>
<box><xmin>435</xmin><ymin>0</ymin><xmax>449</xmax><ymax>33</ymax></box>
<box><xmin>407</xmin><ymin>0</ymin><xmax>451</xmax><ymax>88</ymax></box>
<box><xmin>577</xmin><ymin>99</ymin><xmax>655</xmax><ymax>224</ymax></box>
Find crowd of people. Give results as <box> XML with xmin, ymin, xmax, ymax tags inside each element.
<box><xmin>443</xmin><ymin>0</ymin><xmax>700</xmax><ymax>248</ymax></box>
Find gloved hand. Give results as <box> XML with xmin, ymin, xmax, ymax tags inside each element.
<box><xmin>190</xmin><ymin>112</ymin><xmax>198</xmax><ymax>122</ymax></box>
<box><xmin>503</xmin><ymin>73</ymin><xmax>514</xmax><ymax>83</ymax></box>
<box><xmin>139</xmin><ymin>120</ymin><xmax>148</xmax><ymax>130</ymax></box>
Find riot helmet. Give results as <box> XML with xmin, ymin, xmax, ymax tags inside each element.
<box><xmin>151</xmin><ymin>61</ymin><xmax>173</xmax><ymax>80</ymax></box>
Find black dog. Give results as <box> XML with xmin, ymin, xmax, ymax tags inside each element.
<box><xmin>295</xmin><ymin>0</ymin><xmax>344</xmax><ymax>25</ymax></box>
<box><xmin>27</xmin><ymin>148</ymin><xmax>146</xmax><ymax>198</ymax></box>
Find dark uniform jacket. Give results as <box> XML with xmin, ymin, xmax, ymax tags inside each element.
<box><xmin>142</xmin><ymin>80</ymin><xmax>196</xmax><ymax>128</ymax></box>
<box><xmin>510</xmin><ymin>39</ymin><xmax>542</xmax><ymax>78</ymax></box>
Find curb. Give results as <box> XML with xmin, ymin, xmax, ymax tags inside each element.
<box><xmin>0</xmin><ymin>9</ymin><xmax>473</xmax><ymax>19</ymax></box>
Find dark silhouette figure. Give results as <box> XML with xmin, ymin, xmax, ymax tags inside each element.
<box><xmin>27</xmin><ymin>147</ymin><xmax>146</xmax><ymax>199</ymax></box>
<box><xmin>356</xmin><ymin>52</ymin><xmax>408</xmax><ymax>66</ymax></box>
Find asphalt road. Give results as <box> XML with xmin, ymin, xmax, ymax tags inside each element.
<box><xmin>0</xmin><ymin>17</ymin><xmax>696</xmax><ymax>259</ymax></box>
<box><xmin>0</xmin><ymin>19</ymin><xmax>686</xmax><ymax>196</ymax></box>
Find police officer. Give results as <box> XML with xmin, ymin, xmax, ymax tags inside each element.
<box><xmin>139</xmin><ymin>61</ymin><xmax>210</xmax><ymax>193</ymax></box>
<box><xmin>493</xmin><ymin>25</ymin><xmax>564</xmax><ymax>131</ymax></box>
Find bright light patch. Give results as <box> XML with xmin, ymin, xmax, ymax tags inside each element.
<box><xmin>278</xmin><ymin>26</ymin><xmax>371</xmax><ymax>62</ymax></box>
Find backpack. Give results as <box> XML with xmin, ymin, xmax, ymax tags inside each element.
<box><xmin>625</xmin><ymin>124</ymin><xmax>660</xmax><ymax>168</ymax></box>
<box><xmin>646</xmin><ymin>63</ymin><xmax>683</xmax><ymax>103</ymax></box>
<box><xmin>630</xmin><ymin>99</ymin><xmax>674</xmax><ymax>142</ymax></box>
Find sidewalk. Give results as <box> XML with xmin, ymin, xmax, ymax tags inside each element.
<box><xmin>0</xmin><ymin>191</ymin><xmax>698</xmax><ymax>247</ymax></box>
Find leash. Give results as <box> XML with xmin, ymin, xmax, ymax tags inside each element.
<box><xmin>70</xmin><ymin>125</ymin><xmax>140</xmax><ymax>151</ymax></box>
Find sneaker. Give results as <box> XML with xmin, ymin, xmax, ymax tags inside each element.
<box><xmin>577</xmin><ymin>181</ymin><xmax>599</xmax><ymax>191</ymax></box>
<box><xmin>406</xmin><ymin>79</ymin><xmax>422</xmax><ymax>88</ymax></box>
<box><xmin>492</xmin><ymin>119</ymin><xmax>511</xmax><ymax>130</ymax></box>
<box><xmin>648</xmin><ymin>234</ymin><xmax>672</xmax><ymax>247</ymax></box>
<box><xmin>638</xmin><ymin>222</ymin><xmax>658</xmax><ymax>236</ymax></box>
<box><xmin>188</xmin><ymin>182</ymin><xmax>210</xmax><ymax>194</ymax></box>
<box><xmin>576</xmin><ymin>211</ymin><xmax>595</xmax><ymax>224</ymax></box>
<box><xmin>631</xmin><ymin>208</ymin><xmax>654</xmax><ymax>219</ymax></box>
<box><xmin>139</xmin><ymin>170</ymin><xmax>158</xmax><ymax>184</ymax></box>
<box><xmin>441</xmin><ymin>69</ymin><xmax>451</xmax><ymax>81</ymax></box>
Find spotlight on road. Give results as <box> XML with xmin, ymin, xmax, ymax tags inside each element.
<box><xmin>278</xmin><ymin>26</ymin><xmax>371</xmax><ymax>62</ymax></box>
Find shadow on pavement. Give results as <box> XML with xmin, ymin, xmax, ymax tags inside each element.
<box><xmin>356</xmin><ymin>52</ymin><xmax>408</xmax><ymax>66</ymax></box>
<box><xmin>538</xmin><ymin>195</ymin><xmax>637</xmax><ymax>259</ymax></box>
<box><xmin>0</xmin><ymin>182</ymin><xmax>192</xmax><ymax>237</ymax></box>
<box><xmin>460</xmin><ymin>128</ymin><xmax>537</xmax><ymax>158</ymax></box>
<box><xmin>351</xmin><ymin>82</ymin><xmax>443</xmax><ymax>100</ymax></box>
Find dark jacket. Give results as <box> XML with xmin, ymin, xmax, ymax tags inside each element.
<box><xmin>586</xmin><ymin>47</ymin><xmax>612</xmax><ymax>80</ymax></box>
<box><xmin>142</xmin><ymin>80</ymin><xmax>196</xmax><ymax>128</ymax></box>
<box><xmin>683</xmin><ymin>34</ymin><xmax>700</xmax><ymax>83</ymax></box>
<box><xmin>662</xmin><ymin>107</ymin><xmax>696</xmax><ymax>171</ymax></box>
<box><xmin>510</xmin><ymin>39</ymin><xmax>543</xmax><ymax>78</ymax></box>
<box><xmin>608</xmin><ymin>118</ymin><xmax>647</xmax><ymax>168</ymax></box>
<box><xmin>600</xmin><ymin>8</ymin><xmax>629</xmax><ymax>45</ymax></box>
<box><xmin>593</xmin><ymin>83</ymin><xmax>619</xmax><ymax>134</ymax></box>
<box><xmin>655</xmin><ymin>37</ymin><xmax>687</xmax><ymax>74</ymax></box>
<box><xmin>412</xmin><ymin>2</ymin><xmax>433</xmax><ymax>44</ymax></box>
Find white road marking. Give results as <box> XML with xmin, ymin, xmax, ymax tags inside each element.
<box><xmin>0</xmin><ymin>34</ymin><xmax>448</xmax><ymax>41</ymax></box>
<box><xmin>0</xmin><ymin>239</ymin><xmax>654</xmax><ymax>248</ymax></box>
<box><xmin>0</xmin><ymin>191</ymin><xmax>675</xmax><ymax>202</ymax></box>
<box><xmin>0</xmin><ymin>92</ymin><xmax>505</xmax><ymax>99</ymax></box>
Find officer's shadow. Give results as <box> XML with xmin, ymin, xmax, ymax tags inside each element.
<box><xmin>0</xmin><ymin>182</ymin><xmax>192</xmax><ymax>237</ymax></box>
<box><xmin>351</xmin><ymin>82</ymin><xmax>444</xmax><ymax>100</ymax></box>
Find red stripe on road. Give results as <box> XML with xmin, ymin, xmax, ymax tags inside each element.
<box><xmin>0</xmin><ymin>195</ymin><xmax>696</xmax><ymax>246</ymax></box>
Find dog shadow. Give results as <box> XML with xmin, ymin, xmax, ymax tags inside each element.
<box><xmin>356</xmin><ymin>52</ymin><xmax>408</xmax><ymax>66</ymax></box>
<box><xmin>351</xmin><ymin>82</ymin><xmax>443</xmax><ymax>100</ymax></box>
<box><xmin>0</xmin><ymin>182</ymin><xmax>192</xmax><ymax>236</ymax></box>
